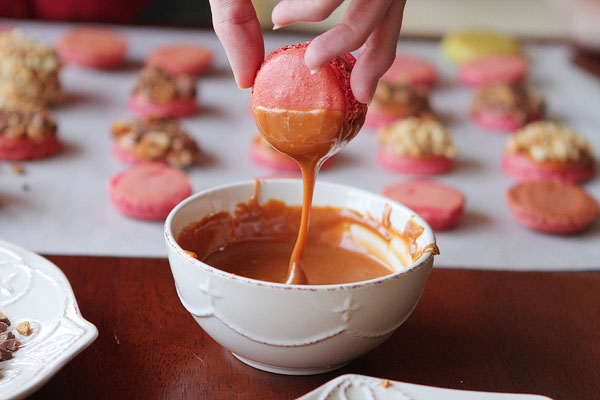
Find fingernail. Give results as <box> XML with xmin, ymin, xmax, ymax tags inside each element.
<box><xmin>272</xmin><ymin>24</ymin><xmax>281</xmax><ymax>30</ymax></box>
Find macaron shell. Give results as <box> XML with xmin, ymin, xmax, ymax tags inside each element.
<box><xmin>365</xmin><ymin>109</ymin><xmax>409</xmax><ymax>129</ymax></box>
<box><xmin>506</xmin><ymin>180</ymin><xmax>599</xmax><ymax>234</ymax></box>
<box><xmin>253</xmin><ymin>46</ymin><xmax>344</xmax><ymax>112</ymax></box>
<box><xmin>382</xmin><ymin>180</ymin><xmax>465</xmax><ymax>230</ymax></box>
<box><xmin>377</xmin><ymin>147</ymin><xmax>454</xmax><ymax>175</ymax></box>
<box><xmin>442</xmin><ymin>30</ymin><xmax>521</xmax><ymax>64</ymax></box>
<box><xmin>112</xmin><ymin>142</ymin><xmax>146</xmax><ymax>164</ymax></box>
<box><xmin>128</xmin><ymin>94</ymin><xmax>197</xmax><ymax>118</ymax></box>
<box><xmin>252</xmin><ymin>42</ymin><xmax>366</xmax><ymax>124</ymax></box>
<box><xmin>250</xmin><ymin>140</ymin><xmax>334</xmax><ymax>171</ymax></box>
<box><xmin>0</xmin><ymin>135</ymin><xmax>62</xmax><ymax>160</ymax></box>
<box><xmin>501</xmin><ymin>152</ymin><xmax>595</xmax><ymax>183</ymax></box>
<box><xmin>381</xmin><ymin>54</ymin><xmax>437</xmax><ymax>89</ymax></box>
<box><xmin>472</xmin><ymin>109</ymin><xmax>537</xmax><ymax>132</ymax></box>
<box><xmin>146</xmin><ymin>45</ymin><xmax>213</xmax><ymax>76</ymax></box>
<box><xmin>108</xmin><ymin>163</ymin><xmax>191</xmax><ymax>220</ymax></box>
<box><xmin>56</xmin><ymin>28</ymin><xmax>126</xmax><ymax>69</ymax></box>
<box><xmin>459</xmin><ymin>54</ymin><xmax>528</xmax><ymax>86</ymax></box>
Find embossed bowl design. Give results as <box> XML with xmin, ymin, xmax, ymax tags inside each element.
<box><xmin>164</xmin><ymin>179</ymin><xmax>436</xmax><ymax>375</ymax></box>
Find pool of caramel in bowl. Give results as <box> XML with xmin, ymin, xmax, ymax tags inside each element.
<box><xmin>176</xmin><ymin>188</ymin><xmax>438</xmax><ymax>285</ymax></box>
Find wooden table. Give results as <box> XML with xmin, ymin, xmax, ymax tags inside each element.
<box><xmin>24</xmin><ymin>255</ymin><xmax>599</xmax><ymax>400</ymax></box>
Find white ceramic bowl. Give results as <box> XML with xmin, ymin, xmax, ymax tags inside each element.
<box><xmin>164</xmin><ymin>179</ymin><xmax>436</xmax><ymax>375</ymax></box>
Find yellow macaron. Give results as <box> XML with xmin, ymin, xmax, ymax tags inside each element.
<box><xmin>441</xmin><ymin>29</ymin><xmax>521</xmax><ymax>64</ymax></box>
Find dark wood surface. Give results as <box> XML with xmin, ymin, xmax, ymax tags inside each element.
<box><xmin>21</xmin><ymin>255</ymin><xmax>600</xmax><ymax>400</ymax></box>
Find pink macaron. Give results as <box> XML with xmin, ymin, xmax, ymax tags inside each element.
<box><xmin>377</xmin><ymin>148</ymin><xmax>455</xmax><ymax>175</ymax></box>
<box><xmin>0</xmin><ymin>135</ymin><xmax>62</xmax><ymax>161</ymax></box>
<box><xmin>506</xmin><ymin>180</ymin><xmax>599</xmax><ymax>234</ymax></box>
<box><xmin>381</xmin><ymin>54</ymin><xmax>437</xmax><ymax>90</ymax></box>
<box><xmin>501</xmin><ymin>152</ymin><xmax>594</xmax><ymax>183</ymax></box>
<box><xmin>56</xmin><ymin>27</ymin><xmax>127</xmax><ymax>69</ymax></box>
<box><xmin>382</xmin><ymin>180</ymin><xmax>465</xmax><ymax>230</ymax></box>
<box><xmin>146</xmin><ymin>44</ymin><xmax>213</xmax><ymax>76</ymax></box>
<box><xmin>250</xmin><ymin>136</ymin><xmax>334</xmax><ymax>171</ymax></box>
<box><xmin>471</xmin><ymin>84</ymin><xmax>544</xmax><ymax>133</ymax></box>
<box><xmin>108</xmin><ymin>163</ymin><xmax>191</xmax><ymax>220</ymax></box>
<box><xmin>459</xmin><ymin>54</ymin><xmax>528</xmax><ymax>87</ymax></box>
<box><xmin>128</xmin><ymin>94</ymin><xmax>197</xmax><ymax>119</ymax></box>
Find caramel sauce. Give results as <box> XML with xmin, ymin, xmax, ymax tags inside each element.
<box><xmin>252</xmin><ymin>106</ymin><xmax>364</xmax><ymax>284</ymax></box>
<box><xmin>177</xmin><ymin>193</ymin><xmax>435</xmax><ymax>285</ymax></box>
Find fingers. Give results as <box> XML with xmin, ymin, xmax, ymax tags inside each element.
<box><xmin>209</xmin><ymin>0</ymin><xmax>264</xmax><ymax>88</ymax></box>
<box><xmin>271</xmin><ymin>0</ymin><xmax>344</xmax><ymax>28</ymax></box>
<box><xmin>304</xmin><ymin>0</ymin><xmax>394</xmax><ymax>71</ymax></box>
<box><xmin>350</xmin><ymin>0</ymin><xmax>406</xmax><ymax>103</ymax></box>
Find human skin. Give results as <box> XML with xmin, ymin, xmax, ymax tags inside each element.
<box><xmin>208</xmin><ymin>0</ymin><xmax>407</xmax><ymax>104</ymax></box>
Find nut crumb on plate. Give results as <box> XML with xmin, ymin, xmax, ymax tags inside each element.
<box><xmin>16</xmin><ymin>321</ymin><xmax>32</xmax><ymax>336</ymax></box>
<box><xmin>381</xmin><ymin>379</ymin><xmax>391</xmax><ymax>388</ymax></box>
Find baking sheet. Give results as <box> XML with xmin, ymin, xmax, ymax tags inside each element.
<box><xmin>0</xmin><ymin>20</ymin><xmax>599</xmax><ymax>270</ymax></box>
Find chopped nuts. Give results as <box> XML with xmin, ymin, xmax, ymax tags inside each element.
<box><xmin>0</xmin><ymin>104</ymin><xmax>58</xmax><ymax>141</ymax></box>
<box><xmin>0</xmin><ymin>311</ymin><xmax>9</xmax><ymax>325</ymax></box>
<box><xmin>506</xmin><ymin>121</ymin><xmax>593</xmax><ymax>163</ymax></box>
<box><xmin>111</xmin><ymin>117</ymin><xmax>200</xmax><ymax>168</ymax></box>
<box><xmin>0</xmin><ymin>30</ymin><xmax>63</xmax><ymax>107</ymax></box>
<box><xmin>471</xmin><ymin>83</ymin><xmax>544</xmax><ymax>122</ymax></box>
<box><xmin>16</xmin><ymin>321</ymin><xmax>32</xmax><ymax>336</ymax></box>
<box><xmin>372</xmin><ymin>81</ymin><xmax>432</xmax><ymax>118</ymax></box>
<box><xmin>133</xmin><ymin>66</ymin><xmax>196</xmax><ymax>103</ymax></box>
<box><xmin>378</xmin><ymin>117</ymin><xmax>457</xmax><ymax>158</ymax></box>
<box><xmin>0</xmin><ymin>313</ymin><xmax>24</xmax><ymax>362</ymax></box>
<box><xmin>381</xmin><ymin>379</ymin><xmax>391</xmax><ymax>388</ymax></box>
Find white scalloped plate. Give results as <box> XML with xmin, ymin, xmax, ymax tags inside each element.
<box><xmin>0</xmin><ymin>240</ymin><xmax>98</xmax><ymax>400</ymax></box>
<box><xmin>297</xmin><ymin>374</ymin><xmax>554</xmax><ymax>400</ymax></box>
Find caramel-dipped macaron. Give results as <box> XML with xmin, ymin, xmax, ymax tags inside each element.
<box><xmin>252</xmin><ymin>42</ymin><xmax>367</xmax><ymax>162</ymax></box>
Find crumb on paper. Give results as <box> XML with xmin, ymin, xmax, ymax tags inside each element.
<box><xmin>184</xmin><ymin>250</ymin><xmax>198</xmax><ymax>259</ymax></box>
<box><xmin>15</xmin><ymin>321</ymin><xmax>31</xmax><ymax>336</ymax></box>
<box><xmin>381</xmin><ymin>379</ymin><xmax>391</xmax><ymax>388</ymax></box>
<box><xmin>11</xmin><ymin>163</ymin><xmax>24</xmax><ymax>174</ymax></box>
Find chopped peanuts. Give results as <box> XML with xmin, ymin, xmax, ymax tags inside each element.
<box><xmin>16</xmin><ymin>321</ymin><xmax>32</xmax><ymax>336</ymax></box>
<box><xmin>378</xmin><ymin>117</ymin><xmax>457</xmax><ymax>158</ymax></box>
<box><xmin>506</xmin><ymin>121</ymin><xmax>592</xmax><ymax>163</ymax></box>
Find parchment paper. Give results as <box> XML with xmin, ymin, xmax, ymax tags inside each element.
<box><xmin>0</xmin><ymin>20</ymin><xmax>599</xmax><ymax>269</ymax></box>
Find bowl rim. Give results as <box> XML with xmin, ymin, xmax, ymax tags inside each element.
<box><xmin>164</xmin><ymin>178</ymin><xmax>436</xmax><ymax>291</ymax></box>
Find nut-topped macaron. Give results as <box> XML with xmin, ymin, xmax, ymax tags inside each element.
<box><xmin>377</xmin><ymin>117</ymin><xmax>457</xmax><ymax>175</ymax></box>
<box><xmin>0</xmin><ymin>103</ymin><xmax>61</xmax><ymax>160</ymax></box>
<box><xmin>128</xmin><ymin>66</ymin><xmax>197</xmax><ymax>118</ymax></box>
<box><xmin>502</xmin><ymin>121</ymin><xmax>594</xmax><ymax>183</ymax></box>
<box><xmin>111</xmin><ymin>117</ymin><xmax>201</xmax><ymax>168</ymax></box>
<box><xmin>365</xmin><ymin>82</ymin><xmax>433</xmax><ymax>129</ymax></box>
<box><xmin>252</xmin><ymin>41</ymin><xmax>367</xmax><ymax>167</ymax></box>
<box><xmin>471</xmin><ymin>83</ymin><xmax>544</xmax><ymax>132</ymax></box>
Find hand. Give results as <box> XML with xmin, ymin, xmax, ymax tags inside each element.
<box><xmin>210</xmin><ymin>0</ymin><xmax>407</xmax><ymax>104</ymax></box>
